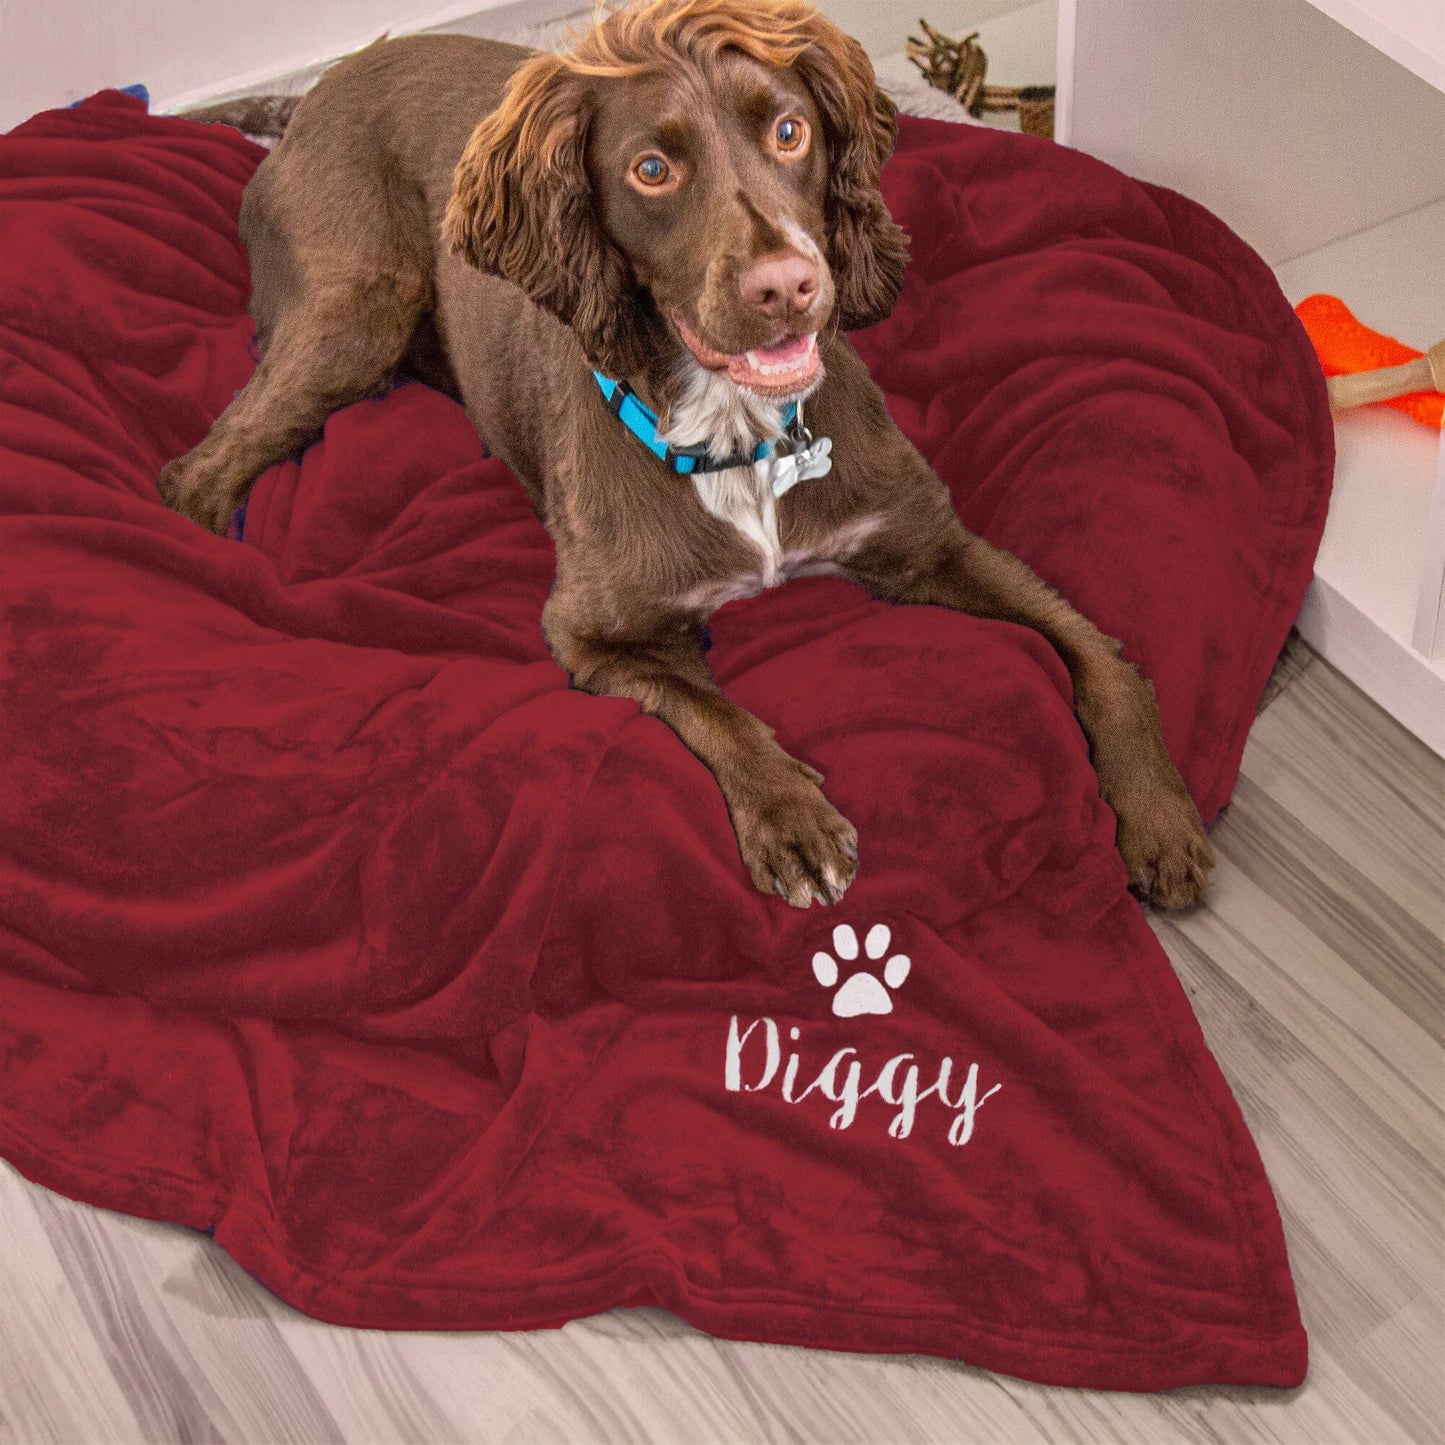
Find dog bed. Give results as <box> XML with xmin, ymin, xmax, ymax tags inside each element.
<box><xmin>0</xmin><ymin>91</ymin><xmax>1331</xmax><ymax>1391</ymax></box>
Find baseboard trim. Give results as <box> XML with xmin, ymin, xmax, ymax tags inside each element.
<box><xmin>1296</xmin><ymin>575</ymin><xmax>1445</xmax><ymax>756</ymax></box>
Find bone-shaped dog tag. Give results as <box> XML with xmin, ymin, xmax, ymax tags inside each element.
<box><xmin>772</xmin><ymin>435</ymin><xmax>832</xmax><ymax>497</ymax></box>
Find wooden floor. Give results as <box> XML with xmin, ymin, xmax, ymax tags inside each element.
<box><xmin>3</xmin><ymin>637</ymin><xmax>1442</xmax><ymax>1445</ymax></box>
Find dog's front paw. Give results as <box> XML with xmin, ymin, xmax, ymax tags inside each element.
<box><xmin>1112</xmin><ymin>776</ymin><xmax>1216</xmax><ymax>909</ymax></box>
<box><xmin>158</xmin><ymin>456</ymin><xmax>240</xmax><ymax>536</ymax></box>
<box><xmin>735</xmin><ymin>770</ymin><xmax>857</xmax><ymax>909</ymax></box>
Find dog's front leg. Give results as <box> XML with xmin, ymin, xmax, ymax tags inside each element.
<box><xmin>544</xmin><ymin>611</ymin><xmax>857</xmax><ymax>907</ymax></box>
<box><xmin>845</xmin><ymin>497</ymin><xmax>1214</xmax><ymax>909</ymax></box>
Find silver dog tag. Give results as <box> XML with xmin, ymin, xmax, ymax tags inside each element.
<box><xmin>772</xmin><ymin>435</ymin><xmax>832</xmax><ymax>497</ymax></box>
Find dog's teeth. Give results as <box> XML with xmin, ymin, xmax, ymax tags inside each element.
<box><xmin>740</xmin><ymin>334</ymin><xmax>817</xmax><ymax>380</ymax></box>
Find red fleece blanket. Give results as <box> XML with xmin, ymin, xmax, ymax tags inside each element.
<box><xmin>1</xmin><ymin>93</ymin><xmax>1329</xmax><ymax>1390</ymax></box>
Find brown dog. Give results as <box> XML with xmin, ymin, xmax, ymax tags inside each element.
<box><xmin>163</xmin><ymin>0</ymin><xmax>1214</xmax><ymax>910</ymax></box>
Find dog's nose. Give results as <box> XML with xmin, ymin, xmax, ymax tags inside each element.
<box><xmin>738</xmin><ymin>249</ymin><xmax>819</xmax><ymax>320</ymax></box>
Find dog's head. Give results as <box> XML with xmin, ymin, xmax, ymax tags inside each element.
<box><xmin>444</xmin><ymin>0</ymin><xmax>909</xmax><ymax>392</ymax></box>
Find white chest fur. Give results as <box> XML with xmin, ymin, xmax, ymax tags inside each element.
<box><xmin>678</xmin><ymin>463</ymin><xmax>884</xmax><ymax>615</ymax></box>
<box><xmin>662</xmin><ymin>352</ymin><xmax>875</xmax><ymax>614</ymax></box>
<box><xmin>691</xmin><ymin>458</ymin><xmax>786</xmax><ymax>586</ymax></box>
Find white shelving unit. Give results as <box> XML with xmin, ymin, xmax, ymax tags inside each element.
<box><xmin>1303</xmin><ymin>0</ymin><xmax>1445</xmax><ymax>91</ymax></box>
<box><xmin>1274</xmin><ymin>200</ymin><xmax>1445</xmax><ymax>751</ymax></box>
<box><xmin>1057</xmin><ymin>0</ymin><xmax>1445</xmax><ymax>754</ymax></box>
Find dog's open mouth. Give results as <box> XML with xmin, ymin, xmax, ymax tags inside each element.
<box><xmin>673</xmin><ymin>314</ymin><xmax>821</xmax><ymax>396</ymax></box>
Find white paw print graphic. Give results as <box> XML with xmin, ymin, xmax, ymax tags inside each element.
<box><xmin>812</xmin><ymin>923</ymin><xmax>911</xmax><ymax>1017</ymax></box>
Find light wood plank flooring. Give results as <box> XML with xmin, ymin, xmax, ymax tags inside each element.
<box><xmin>3</xmin><ymin>639</ymin><xmax>1442</xmax><ymax>1445</ymax></box>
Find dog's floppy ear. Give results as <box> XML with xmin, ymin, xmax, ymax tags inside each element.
<box><xmin>795</xmin><ymin>21</ymin><xmax>910</xmax><ymax>331</ymax></box>
<box><xmin>444</xmin><ymin>54</ymin><xmax>655</xmax><ymax>377</ymax></box>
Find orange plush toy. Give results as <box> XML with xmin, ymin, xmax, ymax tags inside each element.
<box><xmin>1294</xmin><ymin>294</ymin><xmax>1444</xmax><ymax>428</ymax></box>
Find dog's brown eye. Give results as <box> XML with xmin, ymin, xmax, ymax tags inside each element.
<box><xmin>631</xmin><ymin>155</ymin><xmax>671</xmax><ymax>188</ymax></box>
<box><xmin>774</xmin><ymin>116</ymin><xmax>808</xmax><ymax>154</ymax></box>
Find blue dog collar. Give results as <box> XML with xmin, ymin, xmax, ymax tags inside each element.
<box><xmin>593</xmin><ymin>370</ymin><xmax>796</xmax><ymax>475</ymax></box>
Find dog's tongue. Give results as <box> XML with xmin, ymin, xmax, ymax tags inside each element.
<box><xmin>672</xmin><ymin>313</ymin><xmax>821</xmax><ymax>394</ymax></box>
<box><xmin>726</xmin><ymin>332</ymin><xmax>818</xmax><ymax>390</ymax></box>
<box><xmin>749</xmin><ymin>334</ymin><xmax>812</xmax><ymax>367</ymax></box>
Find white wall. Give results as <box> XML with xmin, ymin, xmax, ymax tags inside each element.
<box><xmin>0</xmin><ymin>0</ymin><xmax>578</xmax><ymax>131</ymax></box>
<box><xmin>0</xmin><ymin>0</ymin><xmax>1057</xmax><ymax>132</ymax></box>
<box><xmin>1063</xmin><ymin>0</ymin><xmax>1445</xmax><ymax>265</ymax></box>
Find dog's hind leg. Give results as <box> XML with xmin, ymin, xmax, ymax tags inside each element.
<box><xmin>158</xmin><ymin>272</ymin><xmax>425</xmax><ymax>534</ymax></box>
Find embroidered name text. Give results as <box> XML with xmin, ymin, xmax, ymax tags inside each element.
<box><xmin>724</xmin><ymin>1015</ymin><xmax>1002</xmax><ymax>1144</ymax></box>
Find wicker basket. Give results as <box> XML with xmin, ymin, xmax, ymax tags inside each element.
<box><xmin>905</xmin><ymin>20</ymin><xmax>1056</xmax><ymax>139</ymax></box>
